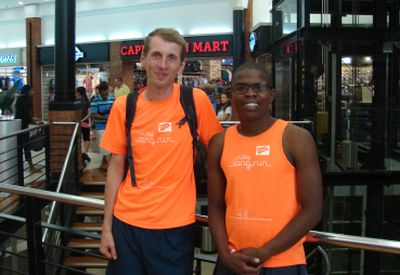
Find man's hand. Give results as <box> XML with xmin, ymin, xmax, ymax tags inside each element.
<box><xmin>240</xmin><ymin>247</ymin><xmax>269</xmax><ymax>268</ymax></box>
<box><xmin>220</xmin><ymin>250</ymin><xmax>262</xmax><ymax>275</ymax></box>
<box><xmin>99</xmin><ymin>230</ymin><xmax>117</xmax><ymax>260</ymax></box>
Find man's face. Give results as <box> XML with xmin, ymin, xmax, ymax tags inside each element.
<box><xmin>101</xmin><ymin>89</ymin><xmax>109</xmax><ymax>100</ymax></box>
<box><xmin>141</xmin><ymin>35</ymin><xmax>185</xmax><ymax>89</ymax></box>
<box><xmin>231</xmin><ymin>69</ymin><xmax>274</xmax><ymax>121</ymax></box>
<box><xmin>114</xmin><ymin>78</ymin><xmax>122</xmax><ymax>87</ymax></box>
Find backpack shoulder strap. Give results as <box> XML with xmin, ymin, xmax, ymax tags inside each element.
<box><xmin>179</xmin><ymin>85</ymin><xmax>198</xmax><ymax>141</ymax></box>
<box><xmin>125</xmin><ymin>92</ymin><xmax>138</xmax><ymax>186</ymax></box>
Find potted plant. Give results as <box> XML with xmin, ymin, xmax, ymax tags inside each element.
<box><xmin>0</xmin><ymin>91</ymin><xmax>16</xmax><ymax>117</ymax></box>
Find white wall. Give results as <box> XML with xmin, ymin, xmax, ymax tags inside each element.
<box><xmin>252</xmin><ymin>0</ymin><xmax>272</xmax><ymax>28</ymax></box>
<box><xmin>0</xmin><ymin>20</ymin><xmax>26</xmax><ymax>48</ymax></box>
<box><xmin>0</xmin><ymin>0</ymin><xmax>235</xmax><ymax>48</ymax></box>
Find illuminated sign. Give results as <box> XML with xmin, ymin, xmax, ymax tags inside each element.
<box><xmin>120</xmin><ymin>35</ymin><xmax>233</xmax><ymax>60</ymax></box>
<box><xmin>0</xmin><ymin>54</ymin><xmax>17</xmax><ymax>64</ymax></box>
<box><xmin>249</xmin><ymin>32</ymin><xmax>256</xmax><ymax>53</ymax></box>
<box><xmin>75</xmin><ymin>46</ymin><xmax>84</xmax><ymax>61</ymax></box>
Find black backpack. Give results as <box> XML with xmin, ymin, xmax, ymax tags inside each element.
<box><xmin>125</xmin><ymin>86</ymin><xmax>207</xmax><ymax>194</ymax></box>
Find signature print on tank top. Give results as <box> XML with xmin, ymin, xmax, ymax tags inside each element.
<box><xmin>228</xmin><ymin>147</ymin><xmax>273</xmax><ymax>171</ymax></box>
<box><xmin>230</xmin><ymin>208</ymin><xmax>272</xmax><ymax>222</ymax></box>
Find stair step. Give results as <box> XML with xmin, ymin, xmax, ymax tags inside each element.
<box><xmin>69</xmin><ymin>238</ymin><xmax>100</xmax><ymax>249</ymax></box>
<box><xmin>81</xmin><ymin>192</ymin><xmax>104</xmax><ymax>199</ymax></box>
<box><xmin>73</xmin><ymin>222</ymin><xmax>102</xmax><ymax>232</ymax></box>
<box><xmin>80</xmin><ymin>169</ymin><xmax>107</xmax><ymax>182</ymax></box>
<box><xmin>64</xmin><ymin>256</ymin><xmax>107</xmax><ymax>268</ymax></box>
<box><xmin>76</xmin><ymin>206</ymin><xmax>104</xmax><ymax>216</ymax></box>
<box><xmin>81</xmin><ymin>180</ymin><xmax>106</xmax><ymax>186</ymax></box>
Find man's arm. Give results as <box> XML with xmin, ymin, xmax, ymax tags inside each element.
<box><xmin>242</xmin><ymin>124</ymin><xmax>323</xmax><ymax>265</ymax></box>
<box><xmin>207</xmin><ymin>132</ymin><xmax>260</xmax><ymax>274</ymax></box>
<box><xmin>99</xmin><ymin>154</ymin><xmax>125</xmax><ymax>260</ymax></box>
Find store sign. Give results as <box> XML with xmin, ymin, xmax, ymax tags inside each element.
<box><xmin>0</xmin><ymin>54</ymin><xmax>17</xmax><ymax>64</ymax></box>
<box><xmin>39</xmin><ymin>43</ymin><xmax>109</xmax><ymax>65</ymax></box>
<box><xmin>75</xmin><ymin>46</ymin><xmax>85</xmax><ymax>61</ymax></box>
<box><xmin>120</xmin><ymin>35</ymin><xmax>233</xmax><ymax>60</ymax></box>
<box><xmin>0</xmin><ymin>49</ymin><xmax>22</xmax><ymax>66</ymax></box>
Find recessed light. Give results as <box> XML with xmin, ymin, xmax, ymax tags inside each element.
<box><xmin>18</xmin><ymin>1</ymin><xmax>24</xmax><ymax>5</ymax></box>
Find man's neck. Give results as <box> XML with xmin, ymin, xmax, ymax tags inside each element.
<box><xmin>143</xmin><ymin>84</ymin><xmax>174</xmax><ymax>102</ymax></box>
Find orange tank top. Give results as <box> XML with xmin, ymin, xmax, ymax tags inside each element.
<box><xmin>220</xmin><ymin>119</ymin><xmax>306</xmax><ymax>267</ymax></box>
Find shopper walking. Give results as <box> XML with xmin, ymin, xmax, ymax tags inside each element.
<box><xmin>14</xmin><ymin>84</ymin><xmax>40</xmax><ymax>173</ymax></box>
<box><xmin>208</xmin><ymin>62</ymin><xmax>323</xmax><ymax>275</ymax></box>
<box><xmin>90</xmin><ymin>81</ymin><xmax>114</xmax><ymax>170</ymax></box>
<box><xmin>76</xmin><ymin>86</ymin><xmax>91</xmax><ymax>162</ymax></box>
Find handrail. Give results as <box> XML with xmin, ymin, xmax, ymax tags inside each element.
<box><xmin>0</xmin><ymin>183</ymin><xmax>103</xmax><ymax>209</ymax></box>
<box><xmin>220</xmin><ymin>120</ymin><xmax>313</xmax><ymax>125</ymax></box>
<box><xmin>0</xmin><ymin>122</ymin><xmax>51</xmax><ymax>141</ymax></box>
<box><xmin>43</xmin><ymin>122</ymin><xmax>80</xmax><ymax>242</ymax></box>
<box><xmin>1</xmin><ymin>183</ymin><xmax>400</xmax><ymax>256</ymax></box>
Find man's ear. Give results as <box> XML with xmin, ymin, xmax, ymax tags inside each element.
<box><xmin>270</xmin><ymin>88</ymin><xmax>276</xmax><ymax>102</ymax></box>
<box><xmin>179</xmin><ymin>59</ymin><xmax>186</xmax><ymax>73</ymax></box>
<box><xmin>140</xmin><ymin>52</ymin><xmax>146</xmax><ymax>68</ymax></box>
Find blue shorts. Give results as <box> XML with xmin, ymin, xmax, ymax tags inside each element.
<box><xmin>106</xmin><ymin>216</ymin><xmax>194</xmax><ymax>275</ymax></box>
<box><xmin>213</xmin><ymin>258</ymin><xmax>308</xmax><ymax>275</ymax></box>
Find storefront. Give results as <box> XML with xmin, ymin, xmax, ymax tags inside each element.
<box><xmin>0</xmin><ymin>48</ymin><xmax>26</xmax><ymax>92</ymax></box>
<box><xmin>38</xmin><ymin>42</ymin><xmax>109</xmax><ymax>119</ymax></box>
<box><xmin>120</xmin><ymin>35</ymin><xmax>234</xmax><ymax>92</ymax></box>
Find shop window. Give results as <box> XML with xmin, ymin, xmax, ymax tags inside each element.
<box><xmin>336</xmin><ymin>56</ymin><xmax>373</xmax><ymax>170</ymax></box>
<box><xmin>41</xmin><ymin>63</ymin><xmax>110</xmax><ymax>120</ymax></box>
<box><xmin>0</xmin><ymin>66</ymin><xmax>27</xmax><ymax>92</ymax></box>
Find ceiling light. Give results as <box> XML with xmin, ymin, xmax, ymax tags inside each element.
<box><xmin>18</xmin><ymin>2</ymin><xmax>24</xmax><ymax>5</ymax></box>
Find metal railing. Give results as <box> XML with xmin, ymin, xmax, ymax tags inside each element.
<box><xmin>0</xmin><ymin>121</ymin><xmax>82</xmax><ymax>275</ymax></box>
<box><xmin>1</xmin><ymin>182</ymin><xmax>400</xmax><ymax>274</ymax></box>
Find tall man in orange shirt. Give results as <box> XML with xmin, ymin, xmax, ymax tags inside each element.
<box><xmin>208</xmin><ymin>62</ymin><xmax>323</xmax><ymax>275</ymax></box>
<box><xmin>99</xmin><ymin>28</ymin><xmax>222</xmax><ymax>274</ymax></box>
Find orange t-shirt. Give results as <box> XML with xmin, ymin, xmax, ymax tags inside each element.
<box><xmin>101</xmin><ymin>84</ymin><xmax>222</xmax><ymax>229</ymax></box>
<box><xmin>220</xmin><ymin>119</ymin><xmax>306</xmax><ymax>267</ymax></box>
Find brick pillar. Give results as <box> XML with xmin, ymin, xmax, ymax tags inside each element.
<box><xmin>110</xmin><ymin>42</ymin><xmax>134</xmax><ymax>90</ymax></box>
<box><xmin>244</xmin><ymin>0</ymin><xmax>255</xmax><ymax>62</ymax></box>
<box><xmin>48</xmin><ymin>110</ymin><xmax>82</xmax><ymax>173</ymax></box>
<box><xmin>26</xmin><ymin>17</ymin><xmax>42</xmax><ymax>119</ymax></box>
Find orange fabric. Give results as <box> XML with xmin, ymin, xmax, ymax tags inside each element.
<box><xmin>101</xmin><ymin>84</ymin><xmax>222</xmax><ymax>229</ymax></box>
<box><xmin>220</xmin><ymin>119</ymin><xmax>306</xmax><ymax>267</ymax></box>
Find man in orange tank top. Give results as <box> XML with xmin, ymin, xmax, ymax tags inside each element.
<box><xmin>99</xmin><ymin>28</ymin><xmax>222</xmax><ymax>274</ymax></box>
<box><xmin>208</xmin><ymin>62</ymin><xmax>323</xmax><ymax>274</ymax></box>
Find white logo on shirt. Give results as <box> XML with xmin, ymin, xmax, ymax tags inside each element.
<box><xmin>228</xmin><ymin>154</ymin><xmax>272</xmax><ymax>170</ymax></box>
<box><xmin>256</xmin><ymin>145</ymin><xmax>270</xmax><ymax>156</ymax></box>
<box><xmin>158</xmin><ymin>122</ymin><xmax>172</xmax><ymax>133</ymax></box>
<box><xmin>135</xmin><ymin>131</ymin><xmax>176</xmax><ymax>146</ymax></box>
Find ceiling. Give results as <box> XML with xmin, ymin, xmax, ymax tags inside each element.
<box><xmin>0</xmin><ymin>0</ymin><xmax>53</xmax><ymax>10</ymax></box>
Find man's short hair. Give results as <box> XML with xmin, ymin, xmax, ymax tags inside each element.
<box><xmin>232</xmin><ymin>62</ymin><xmax>272</xmax><ymax>89</ymax></box>
<box><xmin>143</xmin><ymin>28</ymin><xmax>187</xmax><ymax>61</ymax></box>
<box><xmin>98</xmin><ymin>81</ymin><xmax>109</xmax><ymax>92</ymax></box>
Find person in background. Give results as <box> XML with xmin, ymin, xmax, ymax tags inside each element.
<box><xmin>208</xmin><ymin>62</ymin><xmax>322</xmax><ymax>275</ymax></box>
<box><xmin>91</xmin><ymin>81</ymin><xmax>114</xmax><ymax>170</ymax></box>
<box><xmin>99</xmin><ymin>28</ymin><xmax>222</xmax><ymax>275</ymax></box>
<box><xmin>14</xmin><ymin>84</ymin><xmax>40</xmax><ymax>173</ymax></box>
<box><xmin>113</xmin><ymin>77</ymin><xmax>130</xmax><ymax>98</ymax></box>
<box><xmin>217</xmin><ymin>91</ymin><xmax>232</xmax><ymax>121</ymax></box>
<box><xmin>76</xmin><ymin>86</ymin><xmax>91</xmax><ymax>162</ymax></box>
<box><xmin>201</xmin><ymin>84</ymin><xmax>217</xmax><ymax>113</ymax></box>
